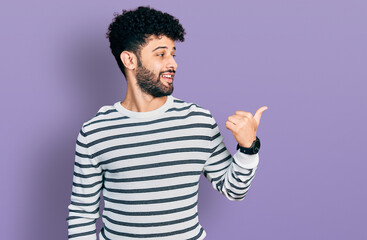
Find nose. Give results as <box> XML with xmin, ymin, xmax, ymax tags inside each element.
<box><xmin>166</xmin><ymin>55</ymin><xmax>177</xmax><ymax>71</ymax></box>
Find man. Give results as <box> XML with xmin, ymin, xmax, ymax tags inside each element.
<box><xmin>67</xmin><ymin>6</ymin><xmax>267</xmax><ymax>240</ymax></box>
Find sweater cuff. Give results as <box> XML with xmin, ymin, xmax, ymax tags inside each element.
<box><xmin>233</xmin><ymin>151</ymin><xmax>259</xmax><ymax>169</ymax></box>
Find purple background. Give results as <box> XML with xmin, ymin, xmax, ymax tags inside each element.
<box><xmin>1</xmin><ymin>0</ymin><xmax>366</xmax><ymax>239</ymax></box>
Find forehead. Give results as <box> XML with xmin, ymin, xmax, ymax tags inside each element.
<box><xmin>140</xmin><ymin>35</ymin><xmax>176</xmax><ymax>52</ymax></box>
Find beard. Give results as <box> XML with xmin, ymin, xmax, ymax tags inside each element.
<box><xmin>135</xmin><ymin>58</ymin><xmax>174</xmax><ymax>98</ymax></box>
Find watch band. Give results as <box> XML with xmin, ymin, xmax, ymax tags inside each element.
<box><xmin>236</xmin><ymin>136</ymin><xmax>260</xmax><ymax>155</ymax></box>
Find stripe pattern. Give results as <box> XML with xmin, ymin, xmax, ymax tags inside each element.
<box><xmin>67</xmin><ymin>95</ymin><xmax>259</xmax><ymax>239</ymax></box>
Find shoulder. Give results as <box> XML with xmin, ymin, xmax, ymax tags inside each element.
<box><xmin>80</xmin><ymin>102</ymin><xmax>123</xmax><ymax>133</ymax></box>
<box><xmin>169</xmin><ymin>96</ymin><xmax>213</xmax><ymax>117</ymax></box>
<box><xmin>170</xmin><ymin>97</ymin><xmax>221</xmax><ymax>142</ymax></box>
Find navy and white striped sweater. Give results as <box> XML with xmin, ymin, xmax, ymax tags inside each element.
<box><xmin>67</xmin><ymin>95</ymin><xmax>259</xmax><ymax>240</ymax></box>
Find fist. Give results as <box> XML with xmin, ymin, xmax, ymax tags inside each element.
<box><xmin>225</xmin><ymin>106</ymin><xmax>268</xmax><ymax>148</ymax></box>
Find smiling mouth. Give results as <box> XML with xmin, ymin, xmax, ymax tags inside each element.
<box><xmin>161</xmin><ymin>73</ymin><xmax>174</xmax><ymax>83</ymax></box>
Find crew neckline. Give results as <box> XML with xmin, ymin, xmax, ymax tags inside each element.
<box><xmin>114</xmin><ymin>95</ymin><xmax>174</xmax><ymax>119</ymax></box>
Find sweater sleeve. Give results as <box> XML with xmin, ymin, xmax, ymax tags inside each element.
<box><xmin>202</xmin><ymin>113</ymin><xmax>259</xmax><ymax>201</ymax></box>
<box><xmin>66</xmin><ymin>126</ymin><xmax>103</xmax><ymax>239</ymax></box>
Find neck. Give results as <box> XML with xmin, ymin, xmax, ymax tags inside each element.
<box><xmin>121</xmin><ymin>81</ymin><xmax>167</xmax><ymax>112</ymax></box>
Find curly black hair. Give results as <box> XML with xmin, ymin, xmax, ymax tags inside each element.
<box><xmin>106</xmin><ymin>6</ymin><xmax>186</xmax><ymax>76</ymax></box>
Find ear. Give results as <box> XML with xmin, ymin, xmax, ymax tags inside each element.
<box><xmin>120</xmin><ymin>51</ymin><xmax>137</xmax><ymax>70</ymax></box>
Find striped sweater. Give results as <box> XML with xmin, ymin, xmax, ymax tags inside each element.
<box><xmin>66</xmin><ymin>95</ymin><xmax>260</xmax><ymax>240</ymax></box>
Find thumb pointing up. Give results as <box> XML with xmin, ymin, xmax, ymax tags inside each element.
<box><xmin>254</xmin><ymin>106</ymin><xmax>268</xmax><ymax>127</ymax></box>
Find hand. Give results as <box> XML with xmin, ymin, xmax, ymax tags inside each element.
<box><xmin>225</xmin><ymin>106</ymin><xmax>268</xmax><ymax>148</ymax></box>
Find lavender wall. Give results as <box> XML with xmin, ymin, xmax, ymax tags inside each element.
<box><xmin>1</xmin><ymin>0</ymin><xmax>366</xmax><ymax>239</ymax></box>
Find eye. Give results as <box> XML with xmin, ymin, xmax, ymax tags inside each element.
<box><xmin>157</xmin><ymin>53</ymin><xmax>164</xmax><ymax>57</ymax></box>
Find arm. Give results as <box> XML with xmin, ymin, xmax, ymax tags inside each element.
<box><xmin>66</xmin><ymin>126</ymin><xmax>103</xmax><ymax>239</ymax></box>
<box><xmin>203</xmin><ymin>115</ymin><xmax>259</xmax><ymax>201</ymax></box>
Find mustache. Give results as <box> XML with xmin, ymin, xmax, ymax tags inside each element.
<box><xmin>160</xmin><ymin>70</ymin><xmax>176</xmax><ymax>74</ymax></box>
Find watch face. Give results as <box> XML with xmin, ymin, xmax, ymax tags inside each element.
<box><xmin>254</xmin><ymin>139</ymin><xmax>260</xmax><ymax>153</ymax></box>
<box><xmin>254</xmin><ymin>146</ymin><xmax>259</xmax><ymax>153</ymax></box>
<box><xmin>238</xmin><ymin>137</ymin><xmax>260</xmax><ymax>154</ymax></box>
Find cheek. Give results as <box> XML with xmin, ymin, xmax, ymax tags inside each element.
<box><xmin>152</xmin><ymin>64</ymin><xmax>163</xmax><ymax>76</ymax></box>
<box><xmin>153</xmin><ymin>62</ymin><xmax>162</xmax><ymax>71</ymax></box>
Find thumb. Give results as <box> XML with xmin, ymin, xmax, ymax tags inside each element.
<box><xmin>253</xmin><ymin>106</ymin><xmax>268</xmax><ymax>126</ymax></box>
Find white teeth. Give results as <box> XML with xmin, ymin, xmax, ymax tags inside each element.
<box><xmin>162</xmin><ymin>74</ymin><xmax>172</xmax><ymax>78</ymax></box>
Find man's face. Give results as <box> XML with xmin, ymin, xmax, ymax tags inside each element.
<box><xmin>135</xmin><ymin>35</ymin><xmax>177</xmax><ymax>97</ymax></box>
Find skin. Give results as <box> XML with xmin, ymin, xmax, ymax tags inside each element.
<box><xmin>120</xmin><ymin>34</ymin><xmax>268</xmax><ymax>148</ymax></box>
<box><xmin>119</xmin><ymin>35</ymin><xmax>177</xmax><ymax>112</ymax></box>
<box><xmin>226</xmin><ymin>108</ymin><xmax>268</xmax><ymax>148</ymax></box>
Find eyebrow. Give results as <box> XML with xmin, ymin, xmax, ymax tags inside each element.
<box><xmin>152</xmin><ymin>46</ymin><xmax>176</xmax><ymax>52</ymax></box>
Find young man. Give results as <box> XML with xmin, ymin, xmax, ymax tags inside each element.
<box><xmin>67</xmin><ymin>6</ymin><xmax>267</xmax><ymax>240</ymax></box>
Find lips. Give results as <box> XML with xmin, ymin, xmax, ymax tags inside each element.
<box><xmin>160</xmin><ymin>72</ymin><xmax>174</xmax><ymax>83</ymax></box>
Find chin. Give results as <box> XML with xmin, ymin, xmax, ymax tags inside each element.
<box><xmin>152</xmin><ymin>87</ymin><xmax>173</xmax><ymax>97</ymax></box>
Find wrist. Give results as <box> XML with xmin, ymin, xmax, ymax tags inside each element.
<box><xmin>238</xmin><ymin>137</ymin><xmax>257</xmax><ymax>148</ymax></box>
<box><xmin>236</xmin><ymin>136</ymin><xmax>260</xmax><ymax>155</ymax></box>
